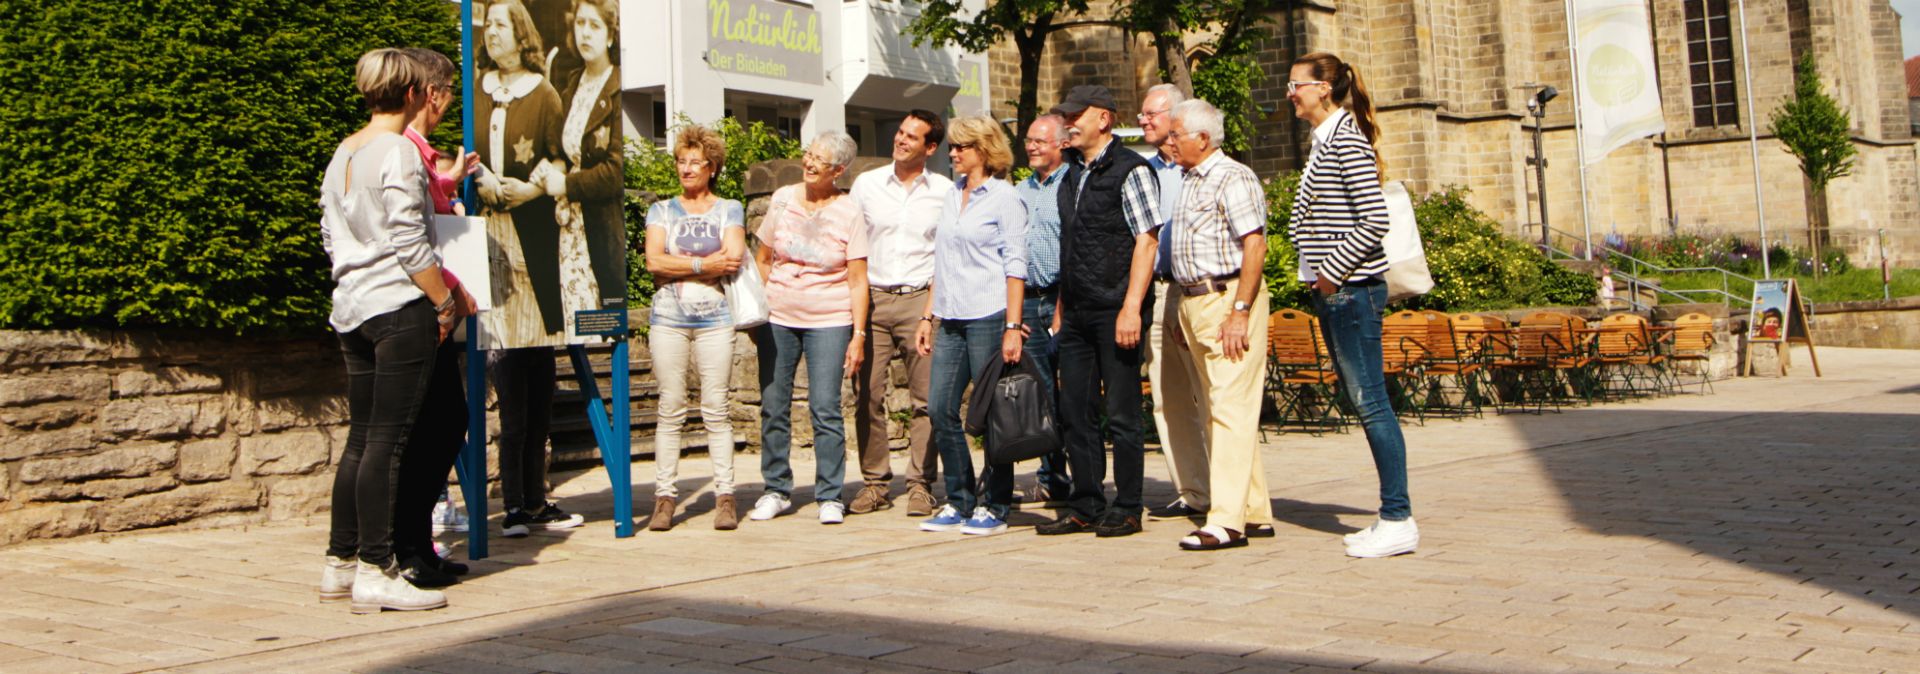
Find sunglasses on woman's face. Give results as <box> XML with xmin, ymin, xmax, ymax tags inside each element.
<box><xmin>950</xmin><ymin>142</ymin><xmax>977</xmax><ymax>153</ymax></box>
<box><xmin>1286</xmin><ymin>80</ymin><xmax>1329</xmax><ymax>95</ymax></box>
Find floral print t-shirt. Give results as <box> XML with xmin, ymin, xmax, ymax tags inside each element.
<box><xmin>756</xmin><ymin>184</ymin><xmax>869</xmax><ymax>328</ymax></box>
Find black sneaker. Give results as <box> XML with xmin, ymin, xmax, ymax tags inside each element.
<box><xmin>1146</xmin><ymin>500</ymin><xmax>1203</xmax><ymax>521</ymax></box>
<box><xmin>428</xmin><ymin>554</ymin><xmax>469</xmax><ymax>576</ymax></box>
<box><xmin>1035</xmin><ymin>513</ymin><xmax>1095</xmax><ymax>536</ymax></box>
<box><xmin>1093</xmin><ymin>510</ymin><xmax>1142</xmax><ymax>538</ymax></box>
<box><xmin>399</xmin><ymin>555</ymin><xmax>459</xmax><ymax>588</ymax></box>
<box><xmin>531</xmin><ymin>502</ymin><xmax>585</xmax><ymax>530</ymax></box>
<box><xmin>501</xmin><ymin>508</ymin><xmax>533</xmax><ymax>538</ymax></box>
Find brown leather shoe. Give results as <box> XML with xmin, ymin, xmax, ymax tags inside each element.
<box><xmin>647</xmin><ymin>496</ymin><xmax>675</xmax><ymax>532</ymax></box>
<box><xmin>713</xmin><ymin>494</ymin><xmax>739</xmax><ymax>531</ymax></box>
<box><xmin>904</xmin><ymin>483</ymin><xmax>935</xmax><ymax>517</ymax></box>
<box><xmin>847</xmin><ymin>484</ymin><xmax>892</xmax><ymax>514</ymax></box>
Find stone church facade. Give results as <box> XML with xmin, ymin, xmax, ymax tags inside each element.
<box><xmin>988</xmin><ymin>0</ymin><xmax>1920</xmax><ymax>265</ymax></box>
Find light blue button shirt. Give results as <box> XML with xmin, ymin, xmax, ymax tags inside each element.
<box><xmin>1016</xmin><ymin>167</ymin><xmax>1064</xmax><ymax>290</ymax></box>
<box><xmin>933</xmin><ymin>175</ymin><xmax>1029</xmax><ymax>321</ymax></box>
<box><xmin>1147</xmin><ymin>152</ymin><xmax>1184</xmax><ymax>278</ymax></box>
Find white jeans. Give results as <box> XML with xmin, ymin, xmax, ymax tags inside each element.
<box><xmin>650</xmin><ymin>325</ymin><xmax>736</xmax><ymax>498</ymax></box>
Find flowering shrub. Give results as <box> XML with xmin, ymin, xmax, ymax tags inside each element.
<box><xmin>1603</xmin><ymin>234</ymin><xmax>1851</xmax><ymax>277</ymax></box>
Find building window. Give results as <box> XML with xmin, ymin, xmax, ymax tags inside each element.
<box><xmin>652</xmin><ymin>100</ymin><xmax>667</xmax><ymax>140</ymax></box>
<box><xmin>778</xmin><ymin>116</ymin><xmax>803</xmax><ymax>140</ymax></box>
<box><xmin>1684</xmin><ymin>0</ymin><xmax>1738</xmax><ymax>128</ymax></box>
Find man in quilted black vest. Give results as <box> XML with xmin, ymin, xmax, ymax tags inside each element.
<box><xmin>1035</xmin><ymin>85</ymin><xmax>1164</xmax><ymax>539</ymax></box>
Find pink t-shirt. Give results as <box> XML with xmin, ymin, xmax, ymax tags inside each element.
<box><xmin>757</xmin><ymin>185</ymin><xmax>869</xmax><ymax>328</ymax></box>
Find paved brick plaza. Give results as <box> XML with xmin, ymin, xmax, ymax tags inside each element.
<box><xmin>0</xmin><ymin>346</ymin><xmax>1915</xmax><ymax>673</ymax></box>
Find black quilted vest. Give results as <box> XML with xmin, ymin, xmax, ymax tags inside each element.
<box><xmin>1058</xmin><ymin>142</ymin><xmax>1152</xmax><ymax>311</ymax></box>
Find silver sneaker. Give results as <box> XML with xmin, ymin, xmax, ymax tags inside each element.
<box><xmin>319</xmin><ymin>555</ymin><xmax>356</xmax><ymax>603</ymax></box>
<box><xmin>349</xmin><ymin>560</ymin><xmax>448</xmax><ymax>614</ymax></box>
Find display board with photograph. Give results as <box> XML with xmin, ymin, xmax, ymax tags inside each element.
<box><xmin>1743</xmin><ymin>278</ymin><xmax>1821</xmax><ymax>376</ymax></box>
<box><xmin>471</xmin><ymin>0</ymin><xmax>626</xmax><ymax>350</ymax></box>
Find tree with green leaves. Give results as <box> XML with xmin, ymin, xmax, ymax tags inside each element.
<box><xmin>905</xmin><ymin>0</ymin><xmax>1094</xmax><ymax>163</ymax></box>
<box><xmin>1117</xmin><ymin>0</ymin><xmax>1279</xmax><ymax>155</ymax></box>
<box><xmin>1768</xmin><ymin>53</ymin><xmax>1856</xmax><ymax>277</ymax></box>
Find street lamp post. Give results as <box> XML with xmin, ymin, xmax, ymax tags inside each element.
<box><xmin>1526</xmin><ymin>86</ymin><xmax>1559</xmax><ymax>252</ymax></box>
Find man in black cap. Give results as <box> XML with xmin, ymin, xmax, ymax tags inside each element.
<box><xmin>1036</xmin><ymin>84</ymin><xmax>1164</xmax><ymax>538</ymax></box>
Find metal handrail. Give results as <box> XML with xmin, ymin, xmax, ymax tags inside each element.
<box><xmin>1531</xmin><ymin>224</ymin><xmax>1755</xmax><ymax>309</ymax></box>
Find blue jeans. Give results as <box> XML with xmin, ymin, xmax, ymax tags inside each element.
<box><xmin>758</xmin><ymin>324</ymin><xmax>853</xmax><ymax>504</ymax></box>
<box><xmin>1022</xmin><ymin>293</ymin><xmax>1070</xmax><ymax>495</ymax></box>
<box><xmin>928</xmin><ymin>312</ymin><xmax>1016</xmax><ymax>519</ymax></box>
<box><xmin>1311</xmin><ymin>279</ymin><xmax>1412</xmax><ymax>520</ymax></box>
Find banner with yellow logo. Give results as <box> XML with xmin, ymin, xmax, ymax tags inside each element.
<box><xmin>1574</xmin><ymin>0</ymin><xmax>1664</xmax><ymax>166</ymax></box>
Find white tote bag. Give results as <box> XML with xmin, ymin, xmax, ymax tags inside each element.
<box><xmin>724</xmin><ymin>254</ymin><xmax>769</xmax><ymax>330</ymax></box>
<box><xmin>1381</xmin><ymin>181</ymin><xmax>1434</xmax><ymax>302</ymax></box>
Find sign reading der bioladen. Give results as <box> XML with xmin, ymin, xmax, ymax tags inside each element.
<box><xmin>706</xmin><ymin>0</ymin><xmax>822</xmax><ymax>84</ymax></box>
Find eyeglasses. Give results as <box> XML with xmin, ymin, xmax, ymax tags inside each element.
<box><xmin>1286</xmin><ymin>80</ymin><xmax>1329</xmax><ymax>95</ymax></box>
<box><xmin>1169</xmin><ymin>129</ymin><xmax>1207</xmax><ymax>142</ymax></box>
<box><xmin>802</xmin><ymin>153</ymin><xmax>833</xmax><ymax>167</ymax></box>
<box><xmin>1136</xmin><ymin>108</ymin><xmax>1170</xmax><ymax>123</ymax></box>
<box><xmin>1023</xmin><ymin>137</ymin><xmax>1061</xmax><ymax>148</ymax></box>
<box><xmin>949</xmin><ymin>142</ymin><xmax>977</xmax><ymax>153</ymax></box>
<box><xmin>675</xmin><ymin>158</ymin><xmax>709</xmax><ymax>169</ymax></box>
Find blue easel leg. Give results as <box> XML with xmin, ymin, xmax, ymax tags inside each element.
<box><xmin>568</xmin><ymin>344</ymin><xmax>635</xmax><ymax>538</ymax></box>
<box><xmin>461</xmin><ymin>316</ymin><xmax>489</xmax><ymax>559</ymax></box>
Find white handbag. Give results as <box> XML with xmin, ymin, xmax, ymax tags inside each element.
<box><xmin>1381</xmin><ymin>181</ymin><xmax>1433</xmax><ymax>302</ymax></box>
<box><xmin>724</xmin><ymin>253</ymin><xmax>769</xmax><ymax>330</ymax></box>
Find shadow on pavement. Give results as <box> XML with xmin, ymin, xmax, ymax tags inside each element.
<box><xmin>1516</xmin><ymin>407</ymin><xmax>1920</xmax><ymax>622</ymax></box>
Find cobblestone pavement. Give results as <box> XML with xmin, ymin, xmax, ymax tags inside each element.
<box><xmin>1</xmin><ymin>346</ymin><xmax>1916</xmax><ymax>673</ymax></box>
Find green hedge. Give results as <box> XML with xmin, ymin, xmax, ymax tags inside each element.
<box><xmin>1262</xmin><ymin>174</ymin><xmax>1597</xmax><ymax>312</ymax></box>
<box><xmin>0</xmin><ymin>1</ymin><xmax>460</xmax><ymax>333</ymax></box>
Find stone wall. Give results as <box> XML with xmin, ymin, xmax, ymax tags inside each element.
<box><xmin>1807</xmin><ymin>297</ymin><xmax>1920</xmax><ymax>349</ymax></box>
<box><xmin>0</xmin><ymin>330</ymin><xmax>347</xmax><ymax>545</ymax></box>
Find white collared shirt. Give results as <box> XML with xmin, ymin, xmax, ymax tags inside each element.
<box><xmin>850</xmin><ymin>163</ymin><xmax>953</xmax><ymax>288</ymax></box>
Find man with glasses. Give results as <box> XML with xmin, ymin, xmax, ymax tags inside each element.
<box><xmin>1015</xmin><ymin>113</ymin><xmax>1073</xmax><ymax>507</ymax></box>
<box><xmin>1036</xmin><ymin>85</ymin><xmax>1163</xmax><ymax>539</ymax></box>
<box><xmin>847</xmin><ymin>110</ymin><xmax>951</xmax><ymax>517</ymax></box>
<box><xmin>1164</xmin><ymin>99</ymin><xmax>1274</xmax><ymax>551</ymax></box>
<box><xmin>1135</xmin><ymin>84</ymin><xmax>1211</xmax><ymax>524</ymax></box>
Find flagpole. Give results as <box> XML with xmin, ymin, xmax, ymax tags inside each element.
<box><xmin>1736</xmin><ymin>0</ymin><xmax>1771</xmax><ymax>278</ymax></box>
<box><xmin>1566</xmin><ymin>0</ymin><xmax>1596</xmax><ymax>261</ymax></box>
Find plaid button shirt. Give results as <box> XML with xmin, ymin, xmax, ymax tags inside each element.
<box><xmin>1169</xmin><ymin>150</ymin><xmax>1266</xmax><ymax>286</ymax></box>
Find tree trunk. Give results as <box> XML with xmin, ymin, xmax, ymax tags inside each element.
<box><xmin>1155</xmin><ymin>17</ymin><xmax>1194</xmax><ymax>98</ymax></box>
<box><xmin>1804</xmin><ymin>177</ymin><xmax>1829</xmax><ymax>279</ymax></box>
<box><xmin>1012</xmin><ymin>17</ymin><xmax>1053</xmax><ymax>170</ymax></box>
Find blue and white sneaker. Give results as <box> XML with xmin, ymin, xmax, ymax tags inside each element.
<box><xmin>960</xmin><ymin>507</ymin><xmax>1007</xmax><ymax>536</ymax></box>
<box><xmin>919</xmin><ymin>505</ymin><xmax>966</xmax><ymax>532</ymax></box>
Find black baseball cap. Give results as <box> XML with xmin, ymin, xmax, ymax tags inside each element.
<box><xmin>1051</xmin><ymin>85</ymin><xmax>1117</xmax><ymax>117</ymax></box>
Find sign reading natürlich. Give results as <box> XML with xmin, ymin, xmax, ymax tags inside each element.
<box><xmin>706</xmin><ymin>0</ymin><xmax>823</xmax><ymax>84</ymax></box>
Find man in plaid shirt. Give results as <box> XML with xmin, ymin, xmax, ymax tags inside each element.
<box><xmin>1162</xmin><ymin>99</ymin><xmax>1276</xmax><ymax>552</ymax></box>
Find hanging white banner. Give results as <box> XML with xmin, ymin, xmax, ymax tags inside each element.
<box><xmin>1574</xmin><ymin>0</ymin><xmax>1665</xmax><ymax>166</ymax></box>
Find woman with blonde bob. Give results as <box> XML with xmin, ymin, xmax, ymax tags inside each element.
<box><xmin>643</xmin><ymin>124</ymin><xmax>746</xmax><ymax>531</ymax></box>
<box><xmin>912</xmin><ymin>115</ymin><xmax>1029</xmax><ymax>535</ymax></box>
<box><xmin>318</xmin><ymin>48</ymin><xmax>475</xmax><ymax>614</ymax></box>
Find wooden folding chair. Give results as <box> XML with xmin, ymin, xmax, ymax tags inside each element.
<box><xmin>1415</xmin><ymin>312</ymin><xmax>1488</xmax><ymax>418</ymax></box>
<box><xmin>1381</xmin><ymin>310</ymin><xmax>1432</xmax><ymax>424</ymax></box>
<box><xmin>1264</xmin><ymin>309</ymin><xmax>1345</xmax><ymax>436</ymax></box>
<box><xmin>1666</xmin><ymin>312</ymin><xmax>1717</xmax><ymax>395</ymax></box>
<box><xmin>1592</xmin><ymin>313</ymin><xmax>1672</xmax><ymax>398</ymax></box>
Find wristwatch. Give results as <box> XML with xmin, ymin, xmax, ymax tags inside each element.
<box><xmin>1232</xmin><ymin>300</ymin><xmax>1252</xmax><ymax>313</ymax></box>
<box><xmin>1004</xmin><ymin>322</ymin><xmax>1023</xmax><ymax>332</ymax></box>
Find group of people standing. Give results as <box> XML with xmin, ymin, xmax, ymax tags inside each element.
<box><xmin>318</xmin><ymin>32</ymin><xmax>1420</xmax><ymax>614</ymax></box>
<box><xmin>642</xmin><ymin>57</ymin><xmax>1422</xmax><ymax>555</ymax></box>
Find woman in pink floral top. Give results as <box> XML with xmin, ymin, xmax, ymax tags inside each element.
<box><xmin>747</xmin><ymin>130</ymin><xmax>869</xmax><ymax>525</ymax></box>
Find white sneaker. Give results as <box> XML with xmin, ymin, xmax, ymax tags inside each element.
<box><xmin>818</xmin><ymin>501</ymin><xmax>845</xmax><ymax>525</ymax></box>
<box><xmin>1345</xmin><ymin>517</ymin><xmax>1418</xmax><ymax>558</ymax></box>
<box><xmin>349</xmin><ymin>560</ymin><xmax>448</xmax><ymax>614</ymax></box>
<box><xmin>748</xmin><ymin>493</ymin><xmax>791</xmax><ymax>521</ymax></box>
<box><xmin>319</xmin><ymin>555</ymin><xmax>356</xmax><ymax>603</ymax></box>
<box><xmin>1344</xmin><ymin>519</ymin><xmax>1381</xmax><ymax>545</ymax></box>
<box><xmin>432</xmin><ymin>497</ymin><xmax>468</xmax><ymax>533</ymax></box>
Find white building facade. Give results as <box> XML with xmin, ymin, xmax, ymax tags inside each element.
<box><xmin>621</xmin><ymin>0</ymin><xmax>991</xmax><ymax>160</ymax></box>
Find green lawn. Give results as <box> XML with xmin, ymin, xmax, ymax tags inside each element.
<box><xmin>1643</xmin><ymin>268</ymin><xmax>1920</xmax><ymax>305</ymax></box>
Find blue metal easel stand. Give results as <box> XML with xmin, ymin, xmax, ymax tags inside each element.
<box><xmin>455</xmin><ymin>316</ymin><xmax>489</xmax><ymax>559</ymax></box>
<box><xmin>568</xmin><ymin>340</ymin><xmax>634</xmax><ymax>537</ymax></box>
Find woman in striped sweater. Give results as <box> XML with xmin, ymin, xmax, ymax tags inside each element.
<box><xmin>1286</xmin><ymin>52</ymin><xmax>1419</xmax><ymax>559</ymax></box>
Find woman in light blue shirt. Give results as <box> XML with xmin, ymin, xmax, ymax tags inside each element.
<box><xmin>911</xmin><ymin>115</ymin><xmax>1028</xmax><ymax>536</ymax></box>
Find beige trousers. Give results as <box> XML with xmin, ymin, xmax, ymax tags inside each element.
<box><xmin>1177</xmin><ymin>280</ymin><xmax>1274</xmax><ymax>533</ymax></box>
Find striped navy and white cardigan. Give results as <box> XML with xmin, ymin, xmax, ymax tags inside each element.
<box><xmin>1288</xmin><ymin>108</ymin><xmax>1390</xmax><ymax>285</ymax></box>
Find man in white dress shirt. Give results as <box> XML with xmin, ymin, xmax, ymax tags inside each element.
<box><xmin>847</xmin><ymin>110</ymin><xmax>953</xmax><ymax>517</ymax></box>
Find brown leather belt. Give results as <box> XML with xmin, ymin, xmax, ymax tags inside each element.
<box><xmin>1178</xmin><ymin>273</ymin><xmax>1238</xmax><ymax>297</ymax></box>
<box><xmin>872</xmin><ymin>284</ymin><xmax>928</xmax><ymax>295</ymax></box>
